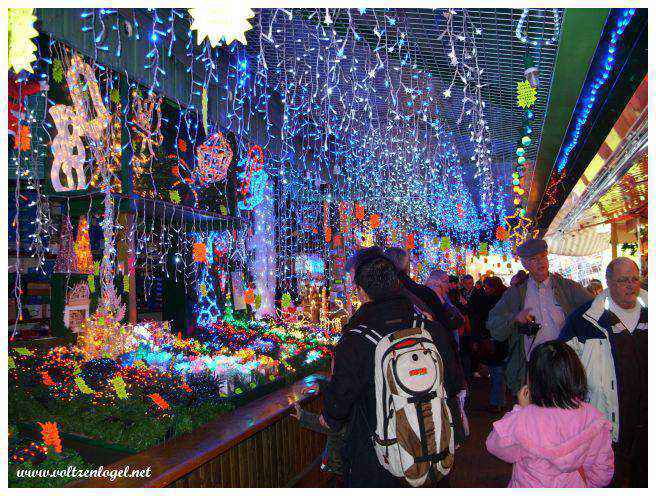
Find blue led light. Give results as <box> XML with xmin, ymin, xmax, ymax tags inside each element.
<box><xmin>555</xmin><ymin>8</ymin><xmax>635</xmax><ymax>173</ymax></box>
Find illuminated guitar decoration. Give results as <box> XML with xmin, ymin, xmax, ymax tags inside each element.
<box><xmin>237</xmin><ymin>145</ymin><xmax>268</xmax><ymax>211</ymax></box>
<box><xmin>49</xmin><ymin>54</ymin><xmax>110</xmax><ymax>192</ymax></box>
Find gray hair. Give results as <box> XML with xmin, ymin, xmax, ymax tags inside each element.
<box><xmin>606</xmin><ymin>257</ymin><xmax>639</xmax><ymax>281</ymax></box>
<box><xmin>427</xmin><ymin>269</ymin><xmax>448</xmax><ymax>284</ymax></box>
<box><xmin>383</xmin><ymin>247</ymin><xmax>408</xmax><ymax>271</ymax></box>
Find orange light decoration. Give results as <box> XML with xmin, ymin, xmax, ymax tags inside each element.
<box><xmin>369</xmin><ymin>214</ymin><xmax>380</xmax><ymax>228</ymax></box>
<box><xmin>193</xmin><ymin>242</ymin><xmax>207</xmax><ymax>263</ymax></box>
<box><xmin>406</xmin><ymin>233</ymin><xmax>415</xmax><ymax>251</ymax></box>
<box><xmin>41</xmin><ymin>371</ymin><xmax>55</xmax><ymax>386</ymax></box>
<box><xmin>325</xmin><ymin>227</ymin><xmax>332</xmax><ymax>244</ymax></box>
<box><xmin>148</xmin><ymin>393</ymin><xmax>170</xmax><ymax>410</ymax></box>
<box><xmin>38</xmin><ymin>421</ymin><xmax>62</xmax><ymax>453</ymax></box>
<box><xmin>495</xmin><ymin>225</ymin><xmax>508</xmax><ymax>241</ymax></box>
<box><xmin>244</xmin><ymin>288</ymin><xmax>255</xmax><ymax>305</ymax></box>
<box><xmin>355</xmin><ymin>203</ymin><xmax>365</xmax><ymax>220</ymax></box>
<box><xmin>74</xmin><ymin>217</ymin><xmax>93</xmax><ymax>274</ymax></box>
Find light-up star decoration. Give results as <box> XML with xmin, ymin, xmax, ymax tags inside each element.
<box><xmin>237</xmin><ymin>145</ymin><xmax>268</xmax><ymax>211</ymax></box>
<box><xmin>517</xmin><ymin>80</ymin><xmax>537</xmax><ymax>109</ymax></box>
<box><xmin>8</xmin><ymin>8</ymin><xmax>39</xmax><ymax>74</ymax></box>
<box><xmin>189</xmin><ymin>7</ymin><xmax>255</xmax><ymax>47</ymax></box>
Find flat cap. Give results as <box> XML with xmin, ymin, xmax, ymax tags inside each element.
<box><xmin>516</xmin><ymin>238</ymin><xmax>548</xmax><ymax>258</ymax></box>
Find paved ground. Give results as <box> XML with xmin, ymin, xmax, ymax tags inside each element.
<box><xmin>449</xmin><ymin>375</ymin><xmax>513</xmax><ymax>487</ymax></box>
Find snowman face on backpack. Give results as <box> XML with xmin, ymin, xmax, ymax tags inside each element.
<box><xmin>391</xmin><ymin>339</ymin><xmax>438</xmax><ymax>395</ymax></box>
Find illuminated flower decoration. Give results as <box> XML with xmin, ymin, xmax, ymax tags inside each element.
<box><xmin>189</xmin><ymin>6</ymin><xmax>255</xmax><ymax>47</ymax></box>
<box><xmin>495</xmin><ymin>225</ymin><xmax>508</xmax><ymax>241</ymax></box>
<box><xmin>8</xmin><ymin>8</ymin><xmax>39</xmax><ymax>74</ymax></box>
<box><xmin>517</xmin><ymin>80</ymin><xmax>537</xmax><ymax>109</ymax></box>
<box><xmin>195</xmin><ymin>132</ymin><xmax>233</xmax><ymax>185</ymax></box>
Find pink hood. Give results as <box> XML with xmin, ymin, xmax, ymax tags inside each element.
<box><xmin>486</xmin><ymin>403</ymin><xmax>614</xmax><ymax>487</ymax></box>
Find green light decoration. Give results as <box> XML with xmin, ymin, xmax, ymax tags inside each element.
<box><xmin>521</xmin><ymin>136</ymin><xmax>532</xmax><ymax>146</ymax></box>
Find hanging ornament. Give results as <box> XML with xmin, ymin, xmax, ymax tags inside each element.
<box><xmin>8</xmin><ymin>8</ymin><xmax>39</xmax><ymax>74</ymax></box>
<box><xmin>52</xmin><ymin>59</ymin><xmax>64</xmax><ymax>83</ymax></box>
<box><xmin>516</xmin><ymin>80</ymin><xmax>537</xmax><ymax>109</ymax></box>
<box><xmin>195</xmin><ymin>131</ymin><xmax>233</xmax><ymax>184</ymax></box>
<box><xmin>524</xmin><ymin>54</ymin><xmax>539</xmax><ymax>88</ymax></box>
<box><xmin>189</xmin><ymin>6</ymin><xmax>255</xmax><ymax>47</ymax></box>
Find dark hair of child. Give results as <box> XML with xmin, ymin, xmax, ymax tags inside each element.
<box><xmin>527</xmin><ymin>341</ymin><xmax>588</xmax><ymax>409</ymax></box>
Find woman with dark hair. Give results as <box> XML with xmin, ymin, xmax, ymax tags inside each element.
<box><xmin>480</xmin><ymin>276</ymin><xmax>509</xmax><ymax>413</ymax></box>
<box><xmin>486</xmin><ymin>341</ymin><xmax>614</xmax><ymax>487</ymax></box>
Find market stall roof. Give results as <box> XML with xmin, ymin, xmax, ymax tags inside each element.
<box><xmin>544</xmin><ymin>75</ymin><xmax>647</xmax><ymax>256</ymax></box>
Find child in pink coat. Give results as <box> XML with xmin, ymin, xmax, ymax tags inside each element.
<box><xmin>486</xmin><ymin>341</ymin><xmax>614</xmax><ymax>487</ymax></box>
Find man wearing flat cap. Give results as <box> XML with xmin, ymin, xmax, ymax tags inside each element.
<box><xmin>486</xmin><ymin>238</ymin><xmax>592</xmax><ymax>395</ymax></box>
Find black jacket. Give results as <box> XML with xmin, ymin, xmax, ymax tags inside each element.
<box><xmin>322</xmin><ymin>294</ymin><xmax>465</xmax><ymax>487</ymax></box>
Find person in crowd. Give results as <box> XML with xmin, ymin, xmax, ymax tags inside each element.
<box><xmin>486</xmin><ymin>238</ymin><xmax>592</xmax><ymax>395</ymax></box>
<box><xmin>462</xmin><ymin>274</ymin><xmax>487</xmax><ymax>379</ymax></box>
<box><xmin>510</xmin><ymin>270</ymin><xmax>528</xmax><ymax>287</ymax></box>
<box><xmin>586</xmin><ymin>278</ymin><xmax>604</xmax><ymax>297</ymax></box>
<box><xmin>474</xmin><ymin>280</ymin><xmax>484</xmax><ymax>292</ymax></box>
<box><xmin>461</xmin><ymin>274</ymin><xmax>475</xmax><ymax>300</ymax></box>
<box><xmin>318</xmin><ymin>247</ymin><xmax>465</xmax><ymax>487</ymax></box>
<box><xmin>384</xmin><ymin>247</ymin><xmax>465</xmax><ymax>332</ymax></box>
<box><xmin>424</xmin><ymin>269</ymin><xmax>466</xmax><ymax>348</ymax></box>
<box><xmin>486</xmin><ymin>340</ymin><xmax>614</xmax><ymax>487</ymax></box>
<box><xmin>559</xmin><ymin>257</ymin><xmax>647</xmax><ymax>487</ymax></box>
<box><xmin>480</xmin><ymin>276</ymin><xmax>509</xmax><ymax>413</ymax></box>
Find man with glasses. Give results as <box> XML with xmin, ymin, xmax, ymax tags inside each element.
<box><xmin>560</xmin><ymin>257</ymin><xmax>648</xmax><ymax>487</ymax></box>
<box><xmin>486</xmin><ymin>238</ymin><xmax>592</xmax><ymax>396</ymax></box>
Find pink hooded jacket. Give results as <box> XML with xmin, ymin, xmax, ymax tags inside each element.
<box><xmin>486</xmin><ymin>402</ymin><xmax>614</xmax><ymax>487</ymax></box>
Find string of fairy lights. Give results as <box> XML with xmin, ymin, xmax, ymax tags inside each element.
<box><xmin>9</xmin><ymin>7</ymin><xmax>570</xmax><ymax>325</ymax></box>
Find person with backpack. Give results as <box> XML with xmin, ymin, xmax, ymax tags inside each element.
<box><xmin>485</xmin><ymin>340</ymin><xmax>614</xmax><ymax>487</ymax></box>
<box><xmin>319</xmin><ymin>247</ymin><xmax>466</xmax><ymax>487</ymax></box>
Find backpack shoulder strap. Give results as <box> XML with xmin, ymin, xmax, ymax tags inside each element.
<box><xmin>345</xmin><ymin>324</ymin><xmax>383</xmax><ymax>347</ymax></box>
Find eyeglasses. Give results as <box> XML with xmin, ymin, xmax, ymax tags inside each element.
<box><xmin>612</xmin><ymin>276</ymin><xmax>640</xmax><ymax>285</ymax></box>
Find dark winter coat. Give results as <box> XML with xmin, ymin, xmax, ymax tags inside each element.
<box><xmin>322</xmin><ymin>293</ymin><xmax>465</xmax><ymax>487</ymax></box>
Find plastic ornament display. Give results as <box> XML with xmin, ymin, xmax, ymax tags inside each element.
<box><xmin>189</xmin><ymin>6</ymin><xmax>255</xmax><ymax>47</ymax></box>
<box><xmin>8</xmin><ymin>8</ymin><xmax>39</xmax><ymax>74</ymax></box>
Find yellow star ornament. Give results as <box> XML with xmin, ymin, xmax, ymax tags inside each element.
<box><xmin>517</xmin><ymin>80</ymin><xmax>537</xmax><ymax>109</ymax></box>
<box><xmin>189</xmin><ymin>7</ymin><xmax>255</xmax><ymax>47</ymax></box>
<box><xmin>8</xmin><ymin>8</ymin><xmax>39</xmax><ymax>74</ymax></box>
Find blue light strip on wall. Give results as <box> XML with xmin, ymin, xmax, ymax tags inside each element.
<box><xmin>556</xmin><ymin>8</ymin><xmax>636</xmax><ymax>173</ymax></box>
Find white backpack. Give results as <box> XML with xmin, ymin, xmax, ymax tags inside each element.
<box><xmin>348</xmin><ymin>314</ymin><xmax>455</xmax><ymax>487</ymax></box>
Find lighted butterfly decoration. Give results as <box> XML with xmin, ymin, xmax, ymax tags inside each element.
<box><xmin>237</xmin><ymin>145</ymin><xmax>268</xmax><ymax>211</ymax></box>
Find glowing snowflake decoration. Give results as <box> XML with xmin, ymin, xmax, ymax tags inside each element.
<box><xmin>189</xmin><ymin>6</ymin><xmax>255</xmax><ymax>47</ymax></box>
<box><xmin>517</xmin><ymin>80</ymin><xmax>537</xmax><ymax>109</ymax></box>
<box><xmin>8</xmin><ymin>8</ymin><xmax>39</xmax><ymax>74</ymax></box>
